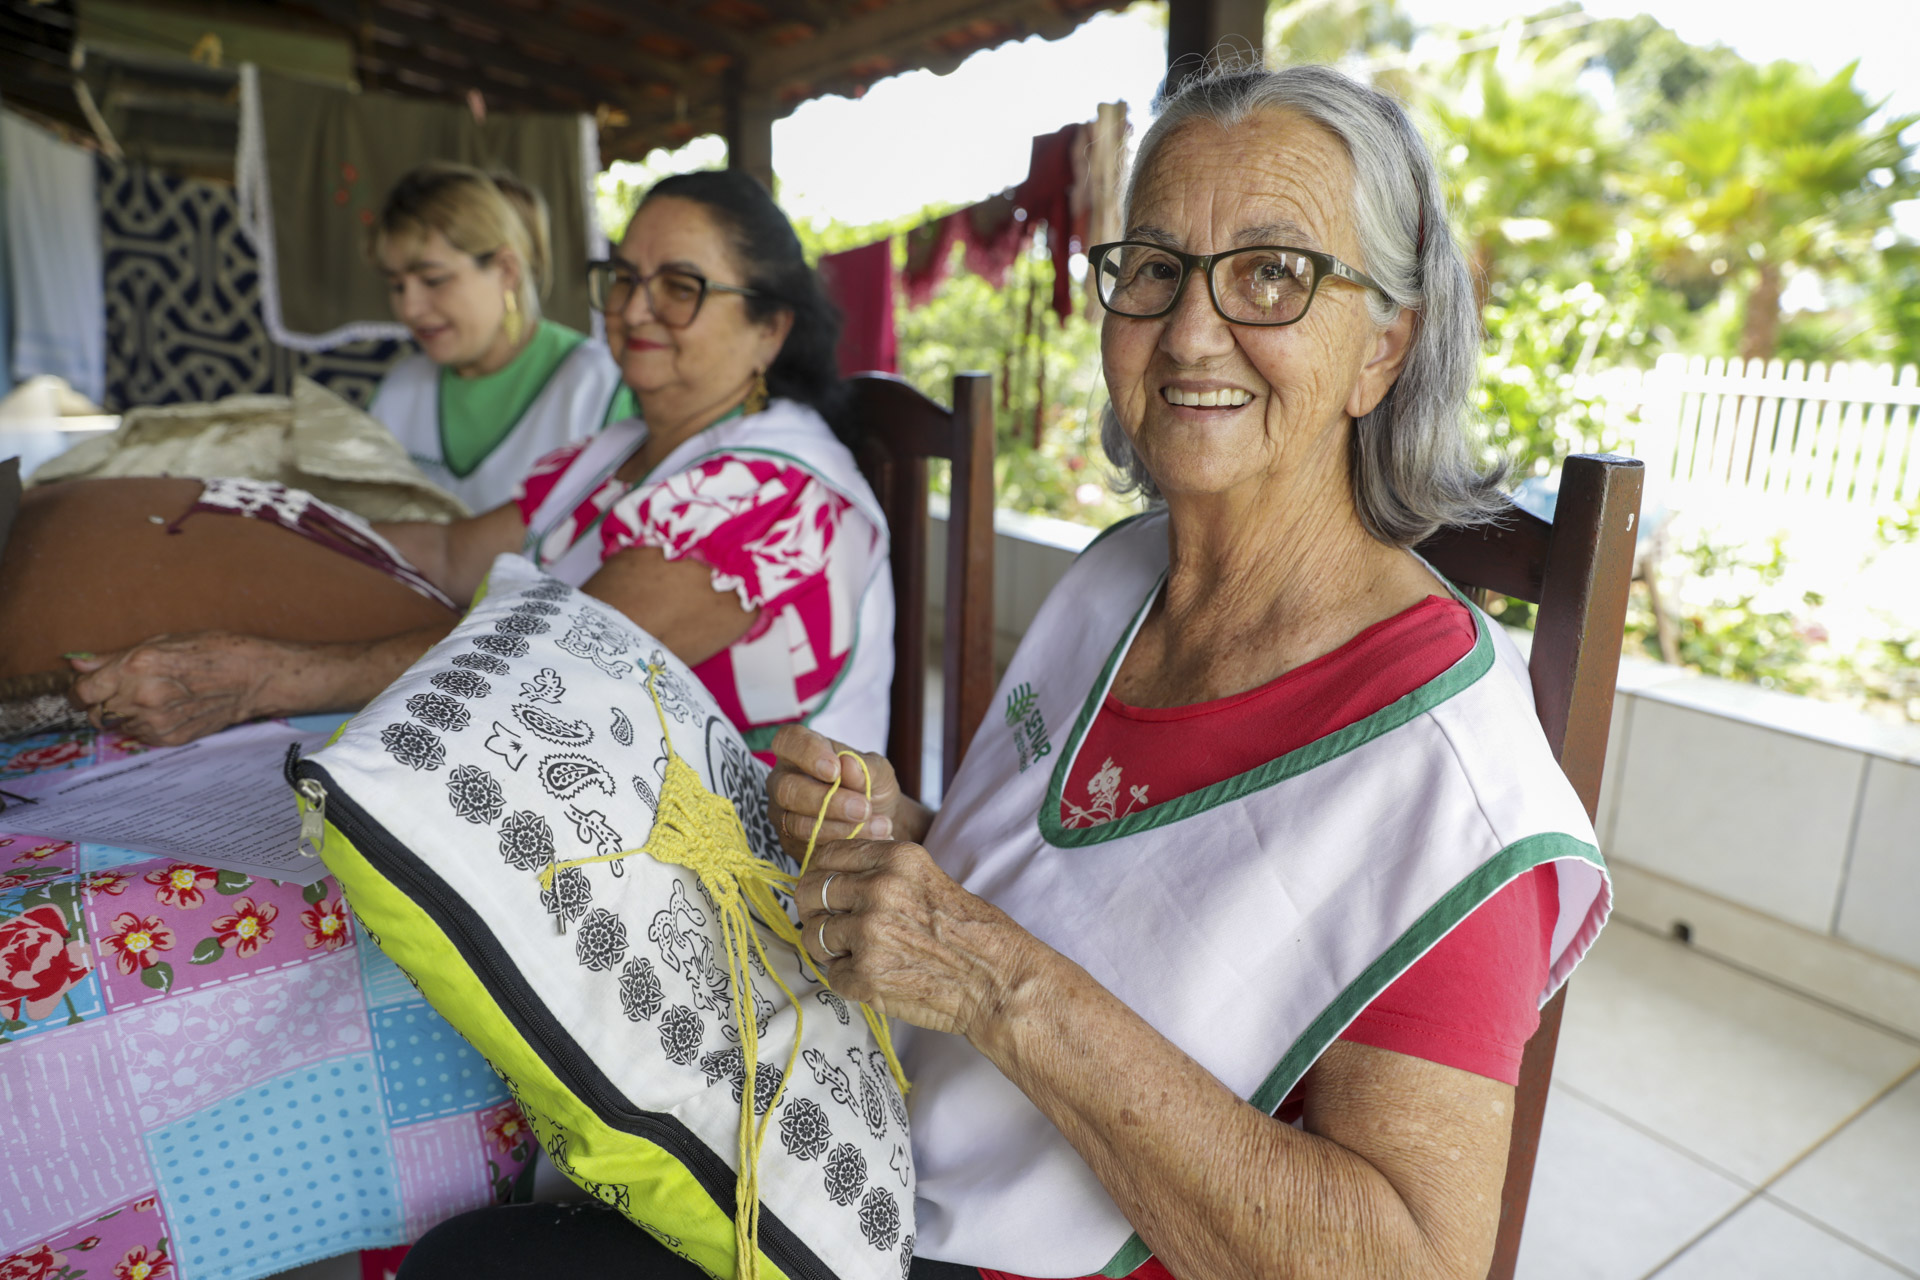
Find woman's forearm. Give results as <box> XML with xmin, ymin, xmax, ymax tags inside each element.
<box><xmin>257</xmin><ymin>625</ymin><xmax>453</xmax><ymax>718</ymax></box>
<box><xmin>967</xmin><ymin>936</ymin><xmax>1497</xmax><ymax>1280</ymax></box>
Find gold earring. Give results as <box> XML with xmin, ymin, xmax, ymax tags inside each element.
<box><xmin>744</xmin><ymin>369</ymin><xmax>769</xmax><ymax>416</ymax></box>
<box><xmin>502</xmin><ymin>289</ymin><xmax>524</xmax><ymax>346</ymax></box>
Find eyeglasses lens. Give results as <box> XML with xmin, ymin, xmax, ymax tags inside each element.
<box><xmin>1096</xmin><ymin>244</ymin><xmax>1183</xmax><ymax>317</ymax></box>
<box><xmin>589</xmin><ymin>264</ymin><xmax>705</xmax><ymax>327</ymax></box>
<box><xmin>1216</xmin><ymin>249</ymin><xmax>1317</xmax><ymax>324</ymax></box>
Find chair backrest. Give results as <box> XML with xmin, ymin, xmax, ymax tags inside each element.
<box><xmin>1414</xmin><ymin>452</ymin><xmax>1644</xmax><ymax>1280</ymax></box>
<box><xmin>843</xmin><ymin>373</ymin><xmax>997</xmax><ymax>801</ymax></box>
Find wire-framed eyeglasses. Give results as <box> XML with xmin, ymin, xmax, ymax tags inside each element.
<box><xmin>1088</xmin><ymin>240</ymin><xmax>1389</xmax><ymax>327</ymax></box>
<box><xmin>586</xmin><ymin>259</ymin><xmax>761</xmax><ymax>328</ymax></box>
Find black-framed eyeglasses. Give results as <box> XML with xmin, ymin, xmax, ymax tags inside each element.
<box><xmin>586</xmin><ymin>259</ymin><xmax>761</xmax><ymax>327</ymax></box>
<box><xmin>1088</xmin><ymin>240</ymin><xmax>1388</xmax><ymax>327</ymax></box>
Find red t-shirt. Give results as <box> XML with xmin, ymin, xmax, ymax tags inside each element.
<box><xmin>981</xmin><ymin>596</ymin><xmax>1556</xmax><ymax>1280</ymax></box>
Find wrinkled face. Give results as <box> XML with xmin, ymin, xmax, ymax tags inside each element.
<box><xmin>1101</xmin><ymin>110</ymin><xmax>1405</xmax><ymax>501</ymax></box>
<box><xmin>606</xmin><ymin>196</ymin><xmax>787</xmax><ymax>412</ymax></box>
<box><xmin>378</xmin><ymin>228</ymin><xmax>512</xmax><ymax>369</ymax></box>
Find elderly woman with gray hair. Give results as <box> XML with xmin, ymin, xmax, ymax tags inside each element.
<box><xmin>400</xmin><ymin>61</ymin><xmax>1608</xmax><ymax>1280</ymax></box>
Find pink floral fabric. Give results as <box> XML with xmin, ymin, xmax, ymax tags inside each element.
<box><xmin>514</xmin><ymin>444</ymin><xmax>873</xmax><ymax>745</ymax></box>
<box><xmin>0</xmin><ymin>726</ymin><xmax>535</xmax><ymax>1278</ymax></box>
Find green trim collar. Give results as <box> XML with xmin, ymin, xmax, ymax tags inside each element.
<box><xmin>1038</xmin><ymin>575</ymin><xmax>1497</xmax><ymax>848</ymax></box>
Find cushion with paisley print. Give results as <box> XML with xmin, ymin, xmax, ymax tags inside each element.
<box><xmin>292</xmin><ymin>552</ymin><xmax>913</xmax><ymax>1280</ymax></box>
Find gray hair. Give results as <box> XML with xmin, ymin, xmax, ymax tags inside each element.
<box><xmin>1100</xmin><ymin>63</ymin><xmax>1508</xmax><ymax>546</ymax></box>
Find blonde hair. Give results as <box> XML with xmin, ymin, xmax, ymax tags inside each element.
<box><xmin>372</xmin><ymin>162</ymin><xmax>550</xmax><ymax>321</ymax></box>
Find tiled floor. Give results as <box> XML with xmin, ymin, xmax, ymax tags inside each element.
<box><xmin>1517</xmin><ymin>920</ymin><xmax>1920</xmax><ymax>1279</ymax></box>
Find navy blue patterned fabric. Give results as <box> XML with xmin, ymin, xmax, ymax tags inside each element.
<box><xmin>99</xmin><ymin>158</ymin><xmax>409</xmax><ymax>411</ymax></box>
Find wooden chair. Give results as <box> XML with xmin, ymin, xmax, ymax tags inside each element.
<box><xmin>843</xmin><ymin>372</ymin><xmax>997</xmax><ymax>801</ymax></box>
<box><xmin>1415</xmin><ymin>452</ymin><xmax>1644</xmax><ymax>1280</ymax></box>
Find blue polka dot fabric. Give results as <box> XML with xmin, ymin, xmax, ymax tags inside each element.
<box><xmin>369</xmin><ymin>999</ymin><xmax>509</xmax><ymax>1125</ymax></box>
<box><xmin>144</xmin><ymin>1054</ymin><xmax>402</xmax><ymax>1276</ymax></box>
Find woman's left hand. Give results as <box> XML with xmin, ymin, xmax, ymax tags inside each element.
<box><xmin>796</xmin><ymin>838</ymin><xmax>1032</xmax><ymax>1039</ymax></box>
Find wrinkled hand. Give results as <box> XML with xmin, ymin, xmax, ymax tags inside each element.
<box><xmin>69</xmin><ymin>632</ymin><xmax>288</xmax><ymax>745</ymax></box>
<box><xmin>766</xmin><ymin>724</ymin><xmax>920</xmax><ymax>859</ymax></box>
<box><xmin>795</xmin><ymin>837</ymin><xmax>1031</xmax><ymax>1040</ymax></box>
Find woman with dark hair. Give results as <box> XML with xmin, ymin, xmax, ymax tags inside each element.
<box><xmin>70</xmin><ymin>171</ymin><xmax>894</xmax><ymax>757</ymax></box>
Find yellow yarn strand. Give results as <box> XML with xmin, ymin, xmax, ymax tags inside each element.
<box><xmin>798</xmin><ymin>752</ymin><xmax>909</xmax><ymax>1097</ymax></box>
<box><xmin>532</xmin><ymin>663</ymin><xmax>906</xmax><ymax>1278</ymax></box>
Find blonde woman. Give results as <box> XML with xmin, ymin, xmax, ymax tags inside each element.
<box><xmin>369</xmin><ymin>164</ymin><xmax>633</xmax><ymax>510</ymax></box>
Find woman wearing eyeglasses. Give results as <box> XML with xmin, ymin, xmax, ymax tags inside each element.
<box><xmin>71</xmin><ymin>170</ymin><xmax>892</xmax><ymax>756</ymax></box>
<box><xmin>367</xmin><ymin>164</ymin><xmax>635</xmax><ymax>512</ymax></box>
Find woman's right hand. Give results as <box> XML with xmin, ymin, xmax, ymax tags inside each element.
<box><xmin>68</xmin><ymin>632</ymin><xmax>298</xmax><ymax>746</ymax></box>
<box><xmin>766</xmin><ymin>725</ymin><xmax>930</xmax><ymax>861</ymax></box>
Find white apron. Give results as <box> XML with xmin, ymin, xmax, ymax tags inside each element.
<box><xmin>369</xmin><ymin>339</ymin><xmax>626</xmax><ymax>512</ymax></box>
<box><xmin>519</xmin><ymin>398</ymin><xmax>895</xmax><ymax>755</ymax></box>
<box><xmin>904</xmin><ymin>511</ymin><xmax>1611</xmax><ymax>1276</ymax></box>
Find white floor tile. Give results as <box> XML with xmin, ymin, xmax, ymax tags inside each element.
<box><xmin>1552</xmin><ymin>925</ymin><xmax>1920</xmax><ymax>1183</ymax></box>
<box><xmin>1770</xmin><ymin>1070</ymin><xmax>1920</xmax><ymax>1271</ymax></box>
<box><xmin>1652</xmin><ymin>1196</ymin><xmax>1911</xmax><ymax>1280</ymax></box>
<box><xmin>1515</xmin><ymin>1087</ymin><xmax>1746</xmax><ymax>1280</ymax></box>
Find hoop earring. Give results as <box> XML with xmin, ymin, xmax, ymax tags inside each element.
<box><xmin>744</xmin><ymin>369</ymin><xmax>769</xmax><ymax>416</ymax></box>
<box><xmin>502</xmin><ymin>290</ymin><xmax>524</xmax><ymax>346</ymax></box>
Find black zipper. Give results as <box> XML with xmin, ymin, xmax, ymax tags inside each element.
<box><xmin>291</xmin><ymin>755</ymin><xmax>840</xmax><ymax>1280</ymax></box>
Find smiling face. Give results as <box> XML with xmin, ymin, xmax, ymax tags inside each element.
<box><xmin>378</xmin><ymin>228</ymin><xmax>519</xmax><ymax>374</ymax></box>
<box><xmin>606</xmin><ymin>196</ymin><xmax>791</xmax><ymax>436</ymax></box>
<box><xmin>1101</xmin><ymin>109</ymin><xmax>1412</xmax><ymax>506</ymax></box>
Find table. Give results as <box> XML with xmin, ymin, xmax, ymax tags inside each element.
<box><xmin>1</xmin><ymin>723</ymin><xmax>533</xmax><ymax>1280</ymax></box>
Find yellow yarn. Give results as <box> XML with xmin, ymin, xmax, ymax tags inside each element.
<box><xmin>534</xmin><ymin>662</ymin><xmax>907</xmax><ymax>1277</ymax></box>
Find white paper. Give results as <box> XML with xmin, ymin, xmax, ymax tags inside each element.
<box><xmin>0</xmin><ymin>722</ymin><xmax>334</xmax><ymax>885</ymax></box>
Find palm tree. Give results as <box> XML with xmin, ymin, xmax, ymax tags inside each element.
<box><xmin>1629</xmin><ymin>60</ymin><xmax>1917</xmax><ymax>362</ymax></box>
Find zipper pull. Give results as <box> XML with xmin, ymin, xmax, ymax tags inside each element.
<box><xmin>296</xmin><ymin>778</ymin><xmax>328</xmax><ymax>857</ymax></box>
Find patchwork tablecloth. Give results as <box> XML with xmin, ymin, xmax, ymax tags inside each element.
<box><xmin>1</xmin><ymin>724</ymin><xmax>534</xmax><ymax>1280</ymax></box>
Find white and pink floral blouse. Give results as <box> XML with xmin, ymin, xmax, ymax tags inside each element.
<box><xmin>512</xmin><ymin>441</ymin><xmax>878</xmax><ymax>756</ymax></box>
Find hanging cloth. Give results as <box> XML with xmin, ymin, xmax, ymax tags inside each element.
<box><xmin>235</xmin><ymin>65</ymin><xmax>601</xmax><ymax>351</ymax></box>
<box><xmin>817</xmin><ymin>239</ymin><xmax>897</xmax><ymax>375</ymax></box>
<box><xmin>1013</xmin><ymin>124</ymin><xmax>1083</xmax><ymax>326</ymax></box>
<box><xmin>1</xmin><ymin>111</ymin><xmax>105</xmax><ymax>404</ymax></box>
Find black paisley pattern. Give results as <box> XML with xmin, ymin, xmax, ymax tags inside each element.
<box><xmin>446</xmin><ymin>764</ymin><xmax>505</xmax><ymax>823</ymax></box>
<box><xmin>511</xmin><ymin>600</ymin><xmax>562</xmax><ymax>617</ymax></box>
<box><xmin>823</xmin><ymin>1143</ymin><xmax>867</xmax><ymax>1206</ymax></box>
<box><xmin>431</xmin><ymin>669</ymin><xmax>492</xmax><ymax>699</ymax></box>
<box><xmin>573</xmin><ymin>908</ymin><xmax>628</xmax><ymax>972</ymax></box>
<box><xmin>610</xmin><ymin>707</ymin><xmax>634</xmax><ymax>747</ymax></box>
<box><xmin>472</xmin><ymin>633</ymin><xmax>530</xmax><ymax>658</ymax></box>
<box><xmin>618</xmin><ymin>955</ymin><xmax>662</xmax><ymax>1021</ymax></box>
<box><xmin>513</xmin><ymin>703</ymin><xmax>593</xmax><ymax>746</ymax></box>
<box><xmin>778</xmin><ymin>1096</ymin><xmax>832</xmax><ymax>1161</ymax></box>
<box><xmin>521</xmin><ymin>582</ymin><xmax>570</xmax><ymax>602</ymax></box>
<box><xmin>632</xmin><ymin>775</ymin><xmax>658</xmax><ymax>810</ymax></box>
<box><xmin>659</xmin><ymin>1005</ymin><xmax>703</xmax><ymax>1066</ymax></box>
<box><xmin>750</xmin><ymin>1062</ymin><xmax>785</xmax><ymax>1116</ymax></box>
<box><xmin>380</xmin><ymin>721</ymin><xmax>445</xmax><ymax>771</ymax></box>
<box><xmin>899</xmin><ymin>1234</ymin><xmax>914</xmax><ymax>1280</ymax></box>
<box><xmin>495</xmin><ymin>612</ymin><xmax>551</xmax><ymax>637</ymax></box>
<box><xmin>858</xmin><ymin>1186</ymin><xmax>901</xmax><ymax>1251</ymax></box>
<box><xmin>451</xmin><ymin>652</ymin><xmax>511</xmax><ymax>675</ymax></box>
<box><xmin>816</xmin><ymin>990</ymin><xmax>851</xmax><ymax>1025</ymax></box>
<box><xmin>538</xmin><ymin>752</ymin><xmax>616</xmax><ymax>800</ymax></box>
<box><xmin>405</xmin><ymin>690</ymin><xmax>471</xmax><ymax>732</ymax></box>
<box><xmin>497</xmin><ymin>810</ymin><xmax>555</xmax><ymax>870</ymax></box>
<box><xmin>538</xmin><ymin>867</ymin><xmax>592</xmax><ymax>925</ymax></box>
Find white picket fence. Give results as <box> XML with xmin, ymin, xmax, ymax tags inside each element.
<box><xmin>1601</xmin><ymin>354</ymin><xmax>1920</xmax><ymax>507</ymax></box>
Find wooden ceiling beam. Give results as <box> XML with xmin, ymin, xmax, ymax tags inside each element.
<box><xmin>453</xmin><ymin>0</ymin><xmax>706</xmax><ymax>93</ymax></box>
<box><xmin>743</xmin><ymin>0</ymin><xmax>1089</xmax><ymax>94</ymax></box>
<box><xmin>567</xmin><ymin>0</ymin><xmax>750</xmax><ymax>64</ymax></box>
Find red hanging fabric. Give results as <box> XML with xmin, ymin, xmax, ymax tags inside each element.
<box><xmin>1013</xmin><ymin>123</ymin><xmax>1084</xmax><ymax>325</ymax></box>
<box><xmin>817</xmin><ymin>238</ymin><xmax>898</xmax><ymax>375</ymax></box>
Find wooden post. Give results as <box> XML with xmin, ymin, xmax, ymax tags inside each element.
<box><xmin>1166</xmin><ymin>0</ymin><xmax>1268</xmax><ymax>91</ymax></box>
<box><xmin>722</xmin><ymin>66</ymin><xmax>775</xmax><ymax>191</ymax></box>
